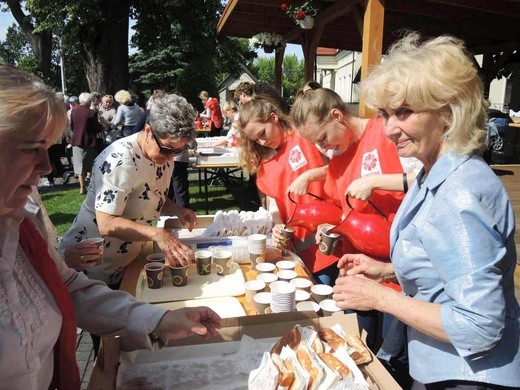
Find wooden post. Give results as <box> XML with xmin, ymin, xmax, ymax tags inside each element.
<box><xmin>274</xmin><ymin>45</ymin><xmax>286</xmax><ymax>94</ymax></box>
<box><xmin>359</xmin><ymin>0</ymin><xmax>385</xmax><ymax>118</ymax></box>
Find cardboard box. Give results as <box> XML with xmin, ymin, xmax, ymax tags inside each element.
<box><xmin>195</xmin><ymin>147</ymin><xmax>240</xmax><ymax>165</ymax></box>
<box><xmin>89</xmin><ymin>312</ymin><xmax>401</xmax><ymax>389</ymax></box>
<box><xmin>156</xmin><ymin>215</ymin><xmax>250</xmax><ymax>251</ymax></box>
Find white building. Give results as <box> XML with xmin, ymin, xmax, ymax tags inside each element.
<box><xmin>316</xmin><ymin>48</ymin><xmax>514</xmax><ymax>112</ymax></box>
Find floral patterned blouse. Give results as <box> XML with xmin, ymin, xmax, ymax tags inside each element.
<box><xmin>59</xmin><ymin>133</ymin><xmax>173</xmax><ymax>285</ymax></box>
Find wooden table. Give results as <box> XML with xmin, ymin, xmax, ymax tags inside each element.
<box><xmin>192</xmin><ymin>162</ymin><xmax>244</xmax><ymax>213</ymax></box>
<box><xmin>120</xmin><ymin>242</ymin><xmax>314</xmax><ymax>316</ymax></box>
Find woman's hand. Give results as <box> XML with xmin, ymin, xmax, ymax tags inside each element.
<box><xmin>286</xmin><ymin>171</ymin><xmax>313</xmax><ymax>196</ymax></box>
<box><xmin>337</xmin><ymin>253</ymin><xmax>393</xmax><ymax>280</ymax></box>
<box><xmin>63</xmin><ymin>242</ymin><xmax>102</xmax><ymax>270</ymax></box>
<box><xmin>315</xmin><ymin>223</ymin><xmax>334</xmax><ymax>244</ymax></box>
<box><xmin>174</xmin><ymin>206</ymin><xmax>197</xmax><ymax>232</ymax></box>
<box><xmin>346</xmin><ymin>176</ymin><xmax>377</xmax><ymax>201</ymax></box>
<box><xmin>271</xmin><ymin>224</ymin><xmax>292</xmax><ymax>249</ymax></box>
<box><xmin>154</xmin><ymin>229</ymin><xmax>194</xmax><ymax>266</ymax></box>
<box><xmin>333</xmin><ymin>275</ymin><xmax>383</xmax><ymax>311</ymax></box>
<box><xmin>152</xmin><ymin>307</ymin><xmax>222</xmax><ymax>342</ymax></box>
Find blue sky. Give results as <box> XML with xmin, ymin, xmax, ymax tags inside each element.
<box><xmin>1</xmin><ymin>11</ymin><xmax>303</xmax><ymax>59</ymax></box>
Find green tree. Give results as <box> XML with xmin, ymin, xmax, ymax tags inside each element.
<box><xmin>130</xmin><ymin>1</ymin><xmax>256</xmax><ymax>108</ymax></box>
<box><xmin>252</xmin><ymin>54</ymin><xmax>305</xmax><ymax>104</ymax></box>
<box><xmin>1</xmin><ymin>0</ymin><xmax>53</xmax><ymax>80</ymax></box>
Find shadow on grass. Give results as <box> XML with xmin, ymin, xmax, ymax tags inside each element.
<box><xmin>49</xmin><ymin>211</ymin><xmax>78</xmax><ymax>225</ymax></box>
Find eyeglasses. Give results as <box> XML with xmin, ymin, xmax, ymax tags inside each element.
<box><xmin>150</xmin><ymin>130</ymin><xmax>187</xmax><ymax>156</ymax></box>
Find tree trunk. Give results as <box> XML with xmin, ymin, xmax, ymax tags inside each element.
<box><xmin>79</xmin><ymin>0</ymin><xmax>130</xmax><ymax>94</ymax></box>
<box><xmin>6</xmin><ymin>0</ymin><xmax>53</xmax><ymax>81</ymax></box>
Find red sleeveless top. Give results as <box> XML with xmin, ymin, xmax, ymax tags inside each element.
<box><xmin>325</xmin><ymin>118</ymin><xmax>404</xmax><ymax>289</ymax></box>
<box><xmin>256</xmin><ymin>132</ymin><xmax>332</xmax><ymax>271</ymax></box>
<box><xmin>205</xmin><ymin>97</ymin><xmax>223</xmax><ymax>128</ymax></box>
<box><xmin>325</xmin><ymin>118</ymin><xmax>405</xmax><ymax>219</ymax></box>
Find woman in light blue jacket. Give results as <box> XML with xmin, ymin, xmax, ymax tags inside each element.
<box><xmin>333</xmin><ymin>32</ymin><xmax>520</xmax><ymax>389</ymax></box>
<box><xmin>112</xmin><ymin>89</ymin><xmax>143</xmax><ymax>137</ymax></box>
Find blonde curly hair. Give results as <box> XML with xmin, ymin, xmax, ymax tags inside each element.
<box><xmin>237</xmin><ymin>96</ymin><xmax>293</xmax><ymax>174</ymax></box>
<box><xmin>361</xmin><ymin>32</ymin><xmax>488</xmax><ymax>156</ymax></box>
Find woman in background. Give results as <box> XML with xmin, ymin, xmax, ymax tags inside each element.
<box><xmin>112</xmin><ymin>89</ymin><xmax>143</xmax><ymax>137</ymax></box>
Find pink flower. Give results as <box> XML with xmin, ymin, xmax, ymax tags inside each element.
<box><xmin>281</xmin><ymin>3</ymin><xmax>288</xmax><ymax>11</ymax></box>
<box><xmin>295</xmin><ymin>10</ymin><xmax>306</xmax><ymax>20</ymax></box>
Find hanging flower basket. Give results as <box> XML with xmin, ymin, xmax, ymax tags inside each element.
<box><xmin>249</xmin><ymin>32</ymin><xmax>286</xmax><ymax>53</ymax></box>
<box><xmin>298</xmin><ymin>16</ymin><xmax>315</xmax><ymax>29</ymax></box>
<box><xmin>263</xmin><ymin>45</ymin><xmax>277</xmax><ymax>54</ymax></box>
<box><xmin>281</xmin><ymin>1</ymin><xmax>318</xmax><ymax>28</ymax></box>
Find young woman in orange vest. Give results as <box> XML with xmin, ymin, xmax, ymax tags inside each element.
<box><xmin>237</xmin><ymin>96</ymin><xmax>344</xmax><ymax>285</ymax></box>
<box><xmin>291</xmin><ymin>82</ymin><xmax>419</xmax><ymax>350</ymax></box>
<box><xmin>199</xmin><ymin>90</ymin><xmax>224</xmax><ymax>137</ymax></box>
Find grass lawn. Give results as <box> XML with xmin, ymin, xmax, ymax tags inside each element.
<box><xmin>40</xmin><ymin>179</ymin><xmax>260</xmax><ymax>236</ymax></box>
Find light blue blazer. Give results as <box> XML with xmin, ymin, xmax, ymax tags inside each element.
<box><xmin>390</xmin><ymin>153</ymin><xmax>520</xmax><ymax>386</ymax></box>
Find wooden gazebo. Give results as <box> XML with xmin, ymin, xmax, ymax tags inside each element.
<box><xmin>217</xmin><ymin>0</ymin><xmax>520</xmax><ymax>116</ymax></box>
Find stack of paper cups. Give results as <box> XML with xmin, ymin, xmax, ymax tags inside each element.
<box><xmin>248</xmin><ymin>234</ymin><xmax>267</xmax><ymax>264</ymax></box>
<box><xmin>270</xmin><ymin>281</ymin><xmax>296</xmax><ymax>313</ymax></box>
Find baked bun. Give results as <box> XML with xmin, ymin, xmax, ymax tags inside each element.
<box><xmin>310</xmin><ymin>336</ymin><xmax>324</xmax><ymax>354</ymax></box>
<box><xmin>345</xmin><ymin>334</ymin><xmax>372</xmax><ymax>364</ymax></box>
<box><xmin>271</xmin><ymin>325</ymin><xmax>302</xmax><ymax>355</ymax></box>
<box><xmin>318</xmin><ymin>353</ymin><xmax>351</xmax><ymax>380</ymax></box>
<box><xmin>271</xmin><ymin>353</ymin><xmax>295</xmax><ymax>389</ymax></box>
<box><xmin>296</xmin><ymin>344</ymin><xmax>324</xmax><ymax>390</ymax></box>
<box><xmin>318</xmin><ymin>328</ymin><xmax>345</xmax><ymax>352</ymax></box>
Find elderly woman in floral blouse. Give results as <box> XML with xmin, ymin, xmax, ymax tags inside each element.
<box><xmin>60</xmin><ymin>93</ymin><xmax>197</xmax><ymax>288</ymax></box>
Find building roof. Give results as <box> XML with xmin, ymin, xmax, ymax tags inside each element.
<box><xmin>218</xmin><ymin>0</ymin><xmax>520</xmax><ymax>56</ymax></box>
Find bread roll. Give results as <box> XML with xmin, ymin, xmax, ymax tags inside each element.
<box><xmin>283</xmin><ymin>355</ymin><xmax>306</xmax><ymax>390</ymax></box>
<box><xmin>271</xmin><ymin>353</ymin><xmax>295</xmax><ymax>389</ymax></box>
<box><xmin>318</xmin><ymin>353</ymin><xmax>351</xmax><ymax>380</ymax></box>
<box><xmin>296</xmin><ymin>344</ymin><xmax>324</xmax><ymax>390</ymax></box>
<box><xmin>318</xmin><ymin>328</ymin><xmax>345</xmax><ymax>352</ymax></box>
<box><xmin>345</xmin><ymin>334</ymin><xmax>372</xmax><ymax>364</ymax></box>
<box><xmin>311</xmin><ymin>336</ymin><xmax>324</xmax><ymax>354</ymax></box>
<box><xmin>271</xmin><ymin>325</ymin><xmax>302</xmax><ymax>355</ymax></box>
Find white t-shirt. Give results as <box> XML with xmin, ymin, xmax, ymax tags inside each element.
<box><xmin>60</xmin><ymin>133</ymin><xmax>173</xmax><ymax>284</ymax></box>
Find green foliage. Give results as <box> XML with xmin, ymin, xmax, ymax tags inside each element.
<box><xmin>252</xmin><ymin>54</ymin><xmax>305</xmax><ymax>104</ymax></box>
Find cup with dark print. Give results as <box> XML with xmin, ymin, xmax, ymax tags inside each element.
<box><xmin>144</xmin><ymin>262</ymin><xmax>165</xmax><ymax>289</ymax></box>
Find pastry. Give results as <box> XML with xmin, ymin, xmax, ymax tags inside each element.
<box><xmin>317</xmin><ymin>328</ymin><xmax>346</xmax><ymax>352</ymax></box>
<box><xmin>271</xmin><ymin>353</ymin><xmax>295</xmax><ymax>389</ymax></box>
<box><xmin>296</xmin><ymin>344</ymin><xmax>324</xmax><ymax>390</ymax></box>
<box><xmin>271</xmin><ymin>325</ymin><xmax>302</xmax><ymax>355</ymax></box>
<box><xmin>345</xmin><ymin>334</ymin><xmax>372</xmax><ymax>364</ymax></box>
<box><xmin>318</xmin><ymin>353</ymin><xmax>352</xmax><ymax>380</ymax></box>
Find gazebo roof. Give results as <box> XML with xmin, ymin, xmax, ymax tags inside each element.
<box><xmin>218</xmin><ymin>0</ymin><xmax>520</xmax><ymax>55</ymax></box>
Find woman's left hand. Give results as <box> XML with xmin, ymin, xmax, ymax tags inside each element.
<box><xmin>153</xmin><ymin>307</ymin><xmax>222</xmax><ymax>342</ymax></box>
<box><xmin>174</xmin><ymin>207</ymin><xmax>197</xmax><ymax>232</ymax></box>
<box><xmin>346</xmin><ymin>176</ymin><xmax>377</xmax><ymax>201</ymax></box>
<box><xmin>333</xmin><ymin>275</ymin><xmax>383</xmax><ymax>311</ymax></box>
<box><xmin>286</xmin><ymin>171</ymin><xmax>312</xmax><ymax>195</ymax></box>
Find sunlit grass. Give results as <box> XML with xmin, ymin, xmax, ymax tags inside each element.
<box><xmin>40</xmin><ymin>180</ymin><xmax>256</xmax><ymax>236</ymax></box>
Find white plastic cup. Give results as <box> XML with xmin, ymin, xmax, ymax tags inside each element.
<box><xmin>311</xmin><ymin>284</ymin><xmax>334</xmax><ymax>303</ymax></box>
<box><xmin>290</xmin><ymin>278</ymin><xmax>313</xmax><ymax>292</ymax></box>
<box><xmin>255</xmin><ymin>262</ymin><xmax>276</xmax><ymax>274</ymax></box>
<box><xmin>276</xmin><ymin>269</ymin><xmax>298</xmax><ymax>282</ymax></box>
<box><xmin>244</xmin><ymin>280</ymin><xmax>266</xmax><ymax>310</ymax></box>
<box><xmin>275</xmin><ymin>260</ymin><xmax>296</xmax><ymax>270</ymax></box>
<box><xmin>319</xmin><ymin>298</ymin><xmax>342</xmax><ymax>316</ymax></box>
<box><xmin>253</xmin><ymin>291</ymin><xmax>272</xmax><ymax>314</ymax></box>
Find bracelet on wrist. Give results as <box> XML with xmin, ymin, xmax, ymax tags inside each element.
<box><xmin>402</xmin><ymin>172</ymin><xmax>408</xmax><ymax>193</ymax></box>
